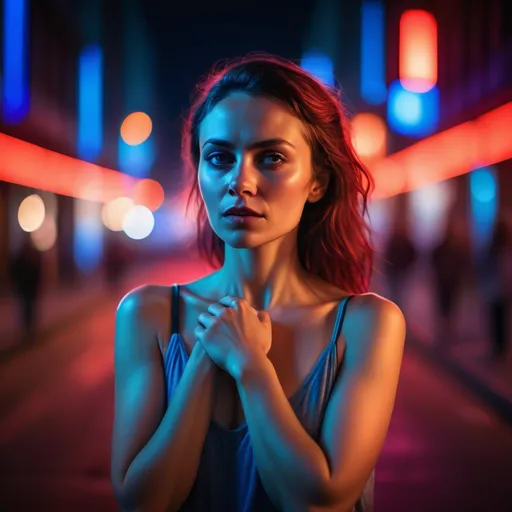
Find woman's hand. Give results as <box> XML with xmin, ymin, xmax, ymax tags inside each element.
<box><xmin>194</xmin><ymin>295</ymin><xmax>272</xmax><ymax>378</ymax></box>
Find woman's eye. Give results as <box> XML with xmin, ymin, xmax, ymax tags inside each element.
<box><xmin>261</xmin><ymin>153</ymin><xmax>286</xmax><ymax>166</ymax></box>
<box><xmin>205</xmin><ymin>151</ymin><xmax>286</xmax><ymax>168</ymax></box>
<box><xmin>206</xmin><ymin>152</ymin><xmax>233</xmax><ymax>167</ymax></box>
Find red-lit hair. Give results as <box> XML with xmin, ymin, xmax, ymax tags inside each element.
<box><xmin>181</xmin><ymin>54</ymin><xmax>374</xmax><ymax>294</ymax></box>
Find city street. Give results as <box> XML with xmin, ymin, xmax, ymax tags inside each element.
<box><xmin>1</xmin><ymin>260</ymin><xmax>512</xmax><ymax>511</ymax></box>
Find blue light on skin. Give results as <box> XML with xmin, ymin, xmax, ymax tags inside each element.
<box><xmin>301</xmin><ymin>51</ymin><xmax>335</xmax><ymax>87</ymax></box>
<box><xmin>361</xmin><ymin>1</ymin><xmax>387</xmax><ymax>105</ymax></box>
<box><xmin>387</xmin><ymin>79</ymin><xmax>439</xmax><ymax>137</ymax></box>
<box><xmin>118</xmin><ymin>136</ymin><xmax>156</xmax><ymax>178</ymax></box>
<box><xmin>78</xmin><ymin>45</ymin><xmax>103</xmax><ymax>162</ymax></box>
<box><xmin>469</xmin><ymin>166</ymin><xmax>498</xmax><ymax>252</ymax></box>
<box><xmin>2</xmin><ymin>0</ymin><xmax>30</xmax><ymax>124</ymax></box>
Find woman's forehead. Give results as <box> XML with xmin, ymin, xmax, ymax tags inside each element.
<box><xmin>199</xmin><ymin>93</ymin><xmax>307</xmax><ymax>148</ymax></box>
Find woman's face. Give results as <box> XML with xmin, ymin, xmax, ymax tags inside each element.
<box><xmin>198</xmin><ymin>92</ymin><xmax>322</xmax><ymax>249</ymax></box>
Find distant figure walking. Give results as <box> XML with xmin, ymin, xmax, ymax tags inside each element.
<box><xmin>430</xmin><ymin>218</ymin><xmax>471</xmax><ymax>343</ymax></box>
<box><xmin>10</xmin><ymin>237</ymin><xmax>43</xmax><ymax>340</ymax></box>
<box><xmin>384</xmin><ymin>223</ymin><xmax>417</xmax><ymax>307</ymax></box>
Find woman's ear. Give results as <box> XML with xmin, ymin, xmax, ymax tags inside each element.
<box><xmin>307</xmin><ymin>168</ymin><xmax>330</xmax><ymax>203</ymax></box>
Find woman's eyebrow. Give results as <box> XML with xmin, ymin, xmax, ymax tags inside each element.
<box><xmin>202</xmin><ymin>138</ymin><xmax>295</xmax><ymax>150</ymax></box>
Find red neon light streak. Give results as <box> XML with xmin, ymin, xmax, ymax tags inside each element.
<box><xmin>0</xmin><ymin>132</ymin><xmax>164</xmax><ymax>209</ymax></box>
<box><xmin>399</xmin><ymin>10</ymin><xmax>438</xmax><ymax>93</ymax></box>
<box><xmin>371</xmin><ymin>102</ymin><xmax>512</xmax><ymax>199</ymax></box>
<box><xmin>2</xmin><ymin>99</ymin><xmax>510</xmax><ymax>206</ymax></box>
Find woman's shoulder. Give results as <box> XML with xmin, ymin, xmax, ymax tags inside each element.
<box><xmin>347</xmin><ymin>291</ymin><xmax>398</xmax><ymax>307</ymax></box>
<box><xmin>347</xmin><ymin>292</ymin><xmax>403</xmax><ymax>318</ymax></box>
<box><xmin>305</xmin><ymin>275</ymin><xmax>393</xmax><ymax>312</ymax></box>
<box><xmin>115</xmin><ymin>284</ymin><xmax>177</xmax><ymax>348</ymax></box>
<box><xmin>343</xmin><ymin>292</ymin><xmax>406</xmax><ymax>355</ymax></box>
<box><xmin>115</xmin><ymin>273</ymin><xmax>217</xmax><ymax>331</ymax></box>
<box><xmin>117</xmin><ymin>284</ymin><xmax>173</xmax><ymax>317</ymax></box>
<box><xmin>304</xmin><ymin>276</ymin><xmax>405</xmax><ymax>357</ymax></box>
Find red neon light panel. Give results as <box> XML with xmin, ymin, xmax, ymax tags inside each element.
<box><xmin>399</xmin><ymin>10</ymin><xmax>438</xmax><ymax>93</ymax></box>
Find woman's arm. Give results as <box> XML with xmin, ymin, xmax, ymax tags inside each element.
<box><xmin>111</xmin><ymin>286</ymin><xmax>217</xmax><ymax>512</ymax></box>
<box><xmin>233</xmin><ymin>294</ymin><xmax>405</xmax><ymax>511</ymax></box>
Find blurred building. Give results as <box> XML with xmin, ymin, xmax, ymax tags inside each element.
<box><xmin>0</xmin><ymin>0</ymin><xmax>163</xmax><ymax>294</ymax></box>
<box><xmin>361</xmin><ymin>0</ymin><xmax>511</xmax><ymax>259</ymax></box>
<box><xmin>0</xmin><ymin>0</ymin><xmax>83</xmax><ymax>290</ymax></box>
<box><xmin>0</xmin><ymin>0</ymin><xmax>510</xmax><ymax>295</ymax></box>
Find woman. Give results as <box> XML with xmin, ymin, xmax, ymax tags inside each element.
<box><xmin>111</xmin><ymin>54</ymin><xmax>406</xmax><ymax>512</ymax></box>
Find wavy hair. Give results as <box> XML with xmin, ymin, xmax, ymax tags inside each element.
<box><xmin>181</xmin><ymin>53</ymin><xmax>374</xmax><ymax>294</ymax></box>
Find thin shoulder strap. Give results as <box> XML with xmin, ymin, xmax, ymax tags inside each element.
<box><xmin>330</xmin><ymin>295</ymin><xmax>354</xmax><ymax>345</ymax></box>
<box><xmin>170</xmin><ymin>284</ymin><xmax>180</xmax><ymax>335</ymax></box>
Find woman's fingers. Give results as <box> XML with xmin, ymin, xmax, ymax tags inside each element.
<box><xmin>197</xmin><ymin>312</ymin><xmax>215</xmax><ymax>328</ymax></box>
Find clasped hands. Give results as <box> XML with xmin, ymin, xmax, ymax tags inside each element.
<box><xmin>194</xmin><ymin>295</ymin><xmax>272</xmax><ymax>380</ymax></box>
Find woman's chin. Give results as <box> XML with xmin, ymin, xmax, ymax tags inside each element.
<box><xmin>222</xmin><ymin>232</ymin><xmax>265</xmax><ymax>249</ymax></box>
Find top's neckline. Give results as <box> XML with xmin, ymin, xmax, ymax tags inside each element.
<box><xmin>164</xmin><ymin>330</ymin><xmax>338</xmax><ymax>434</ymax></box>
<box><xmin>163</xmin><ymin>294</ymin><xmax>352</xmax><ymax>434</ymax></box>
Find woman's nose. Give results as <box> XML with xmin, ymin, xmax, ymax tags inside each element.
<box><xmin>228</xmin><ymin>160</ymin><xmax>258</xmax><ymax>196</ymax></box>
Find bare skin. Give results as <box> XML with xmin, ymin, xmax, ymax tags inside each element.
<box><xmin>164</xmin><ymin>269</ymin><xmax>352</xmax><ymax>430</ymax></box>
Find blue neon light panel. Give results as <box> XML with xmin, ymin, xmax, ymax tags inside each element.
<box><xmin>118</xmin><ymin>136</ymin><xmax>156</xmax><ymax>178</ymax></box>
<box><xmin>78</xmin><ymin>45</ymin><xmax>103</xmax><ymax>162</ymax></box>
<box><xmin>361</xmin><ymin>1</ymin><xmax>386</xmax><ymax>105</ymax></box>
<box><xmin>469</xmin><ymin>166</ymin><xmax>498</xmax><ymax>252</ymax></box>
<box><xmin>301</xmin><ymin>51</ymin><xmax>335</xmax><ymax>87</ymax></box>
<box><xmin>2</xmin><ymin>0</ymin><xmax>29</xmax><ymax>124</ymax></box>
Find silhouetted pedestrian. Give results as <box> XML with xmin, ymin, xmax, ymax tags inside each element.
<box><xmin>430</xmin><ymin>218</ymin><xmax>470</xmax><ymax>343</ymax></box>
<box><xmin>10</xmin><ymin>237</ymin><xmax>43</xmax><ymax>339</ymax></box>
<box><xmin>384</xmin><ymin>224</ymin><xmax>417</xmax><ymax>307</ymax></box>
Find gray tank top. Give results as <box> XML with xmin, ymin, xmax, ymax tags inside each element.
<box><xmin>163</xmin><ymin>284</ymin><xmax>374</xmax><ymax>511</ymax></box>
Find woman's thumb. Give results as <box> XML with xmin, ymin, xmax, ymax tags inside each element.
<box><xmin>257</xmin><ymin>310</ymin><xmax>271</xmax><ymax>326</ymax></box>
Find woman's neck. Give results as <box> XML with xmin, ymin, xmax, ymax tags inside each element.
<box><xmin>215</xmin><ymin>243</ymin><xmax>309</xmax><ymax>310</ymax></box>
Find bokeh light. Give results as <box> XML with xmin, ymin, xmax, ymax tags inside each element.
<box><xmin>470</xmin><ymin>166</ymin><xmax>498</xmax><ymax>252</ymax></box>
<box><xmin>361</xmin><ymin>1</ymin><xmax>386</xmax><ymax>105</ymax></box>
<box><xmin>78</xmin><ymin>44</ymin><xmax>103</xmax><ymax>161</ymax></box>
<box><xmin>18</xmin><ymin>194</ymin><xmax>45</xmax><ymax>232</ymax></box>
<box><xmin>301</xmin><ymin>51</ymin><xmax>334</xmax><ymax>87</ymax></box>
<box><xmin>123</xmin><ymin>205</ymin><xmax>154</xmax><ymax>240</ymax></box>
<box><xmin>399</xmin><ymin>10</ymin><xmax>438</xmax><ymax>93</ymax></box>
<box><xmin>470</xmin><ymin>166</ymin><xmax>498</xmax><ymax>203</ymax></box>
<box><xmin>3</xmin><ymin>0</ymin><xmax>30</xmax><ymax>124</ymax></box>
<box><xmin>118</xmin><ymin>136</ymin><xmax>156</xmax><ymax>177</ymax></box>
<box><xmin>31</xmin><ymin>216</ymin><xmax>57</xmax><ymax>251</ymax></box>
<box><xmin>387</xmin><ymin>79</ymin><xmax>439</xmax><ymax>137</ymax></box>
<box><xmin>351</xmin><ymin>113</ymin><xmax>387</xmax><ymax>162</ymax></box>
<box><xmin>131</xmin><ymin>179</ymin><xmax>165</xmax><ymax>211</ymax></box>
<box><xmin>74</xmin><ymin>198</ymin><xmax>103</xmax><ymax>274</ymax></box>
<box><xmin>120</xmin><ymin>112</ymin><xmax>152</xmax><ymax>146</ymax></box>
<box><xmin>102</xmin><ymin>197</ymin><xmax>134</xmax><ymax>231</ymax></box>
<box><xmin>409</xmin><ymin>179</ymin><xmax>456</xmax><ymax>252</ymax></box>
